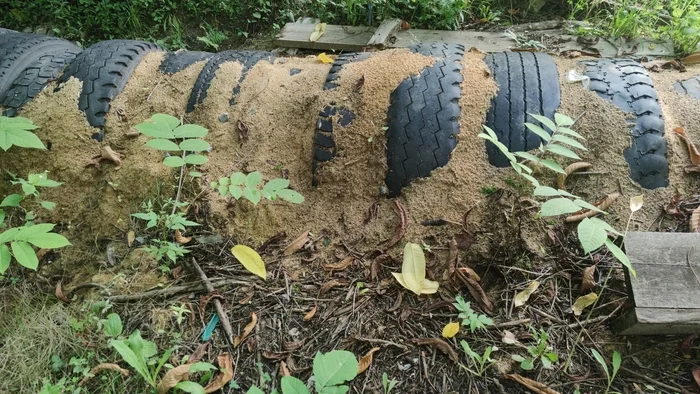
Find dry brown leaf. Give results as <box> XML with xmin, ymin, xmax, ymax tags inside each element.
<box><xmin>502</xmin><ymin>330</ymin><xmax>519</xmax><ymax>345</ymax></box>
<box><xmin>157</xmin><ymin>364</ymin><xmax>190</xmax><ymax>394</ymax></box>
<box><xmin>681</xmin><ymin>52</ymin><xmax>700</xmax><ymax>65</ymax></box>
<box><xmin>304</xmin><ymin>306</ymin><xmax>317</xmax><ymax>321</ymax></box>
<box><xmin>78</xmin><ymin>363</ymin><xmax>129</xmax><ymax>386</ymax></box>
<box><xmin>320</xmin><ymin>279</ymin><xmax>344</xmax><ymax>294</ymax></box>
<box><xmin>284</xmin><ymin>231</ymin><xmax>309</xmax><ymax>256</ymax></box>
<box><xmin>580</xmin><ymin>265</ymin><xmax>596</xmax><ymax>292</ymax></box>
<box><xmin>102</xmin><ymin>146</ymin><xmax>123</xmax><ymax>168</ymax></box>
<box><xmin>665</xmin><ymin>193</ymin><xmax>682</xmax><ymax>215</ymax></box>
<box><xmin>505</xmin><ymin>374</ymin><xmax>561</xmax><ymax>394</ymax></box>
<box><xmin>187</xmin><ymin>343</ymin><xmax>209</xmax><ymax>364</ymax></box>
<box><xmin>357</xmin><ymin>347</ymin><xmax>380</xmax><ymax>374</ymax></box>
<box><xmin>692</xmin><ymin>366</ymin><xmax>700</xmax><ymax>390</ymax></box>
<box><xmin>557</xmin><ymin>162</ymin><xmax>592</xmax><ymax>190</ymax></box>
<box><xmin>55</xmin><ymin>281</ymin><xmax>70</xmax><ymax>303</ymax></box>
<box><xmin>565</xmin><ymin>192</ymin><xmax>620</xmax><ymax>223</ymax></box>
<box><xmin>284</xmin><ymin>340</ymin><xmax>303</xmax><ymax>351</ymax></box>
<box><xmin>447</xmin><ymin>238</ymin><xmax>458</xmax><ymax>279</ymax></box>
<box><xmin>233</xmin><ymin>312</ymin><xmax>258</xmax><ymax>348</ymax></box>
<box><xmin>458</xmin><ymin>266</ymin><xmax>481</xmax><ymax>281</ymax></box>
<box><xmin>323</xmin><ymin>255</ymin><xmax>354</xmax><ymax>271</ymax></box>
<box><xmin>382</xmin><ymin>200</ymin><xmax>407</xmax><ymax>249</ymax></box>
<box><xmin>514</xmin><ymin>281</ymin><xmax>540</xmax><ymax>307</ymax></box>
<box><xmin>263</xmin><ymin>351</ymin><xmax>289</xmax><ymax>360</ymax></box>
<box><xmin>127</xmin><ymin>230</ymin><xmax>135</xmax><ymax>247</ymax></box>
<box><xmin>174</xmin><ymin>229</ymin><xmax>191</xmax><ymax>244</ymax></box>
<box><xmin>691</xmin><ymin>207</ymin><xmax>700</xmax><ymax>233</ymax></box>
<box><xmin>674</xmin><ymin>127</ymin><xmax>700</xmax><ymax>165</ymax></box>
<box><xmin>462</xmin><ymin>275</ymin><xmax>493</xmax><ymax>314</ymax></box>
<box><xmin>353</xmin><ymin>74</ymin><xmax>365</xmax><ymax>92</ymax></box>
<box><xmin>412</xmin><ymin>338</ymin><xmax>459</xmax><ymax>362</ymax></box>
<box><xmin>279</xmin><ymin>361</ymin><xmax>291</xmax><ymax>377</ymax></box>
<box><xmin>204</xmin><ymin>353</ymin><xmax>233</xmax><ymax>393</ymax></box>
<box><xmin>237</xmin><ymin>120</ymin><xmax>249</xmax><ymax>144</ymax></box>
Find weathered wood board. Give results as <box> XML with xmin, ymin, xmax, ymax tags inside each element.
<box><xmin>614</xmin><ymin>232</ymin><xmax>700</xmax><ymax>335</ymax></box>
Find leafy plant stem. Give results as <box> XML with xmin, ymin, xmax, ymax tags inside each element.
<box><xmin>171</xmin><ymin>150</ymin><xmax>186</xmax><ymax>216</ymax></box>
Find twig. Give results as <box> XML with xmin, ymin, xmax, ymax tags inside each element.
<box><xmin>191</xmin><ymin>257</ymin><xmax>235</xmax><ymax>345</ymax></box>
<box><xmin>171</xmin><ymin>150</ymin><xmax>187</xmax><ymax>216</ymax></box>
<box><xmin>619</xmin><ymin>367</ymin><xmax>686</xmax><ymax>393</ymax></box>
<box><xmin>352</xmin><ymin>335</ymin><xmax>409</xmax><ymax>350</ymax></box>
<box><xmin>146</xmin><ymin>78</ymin><xmax>163</xmax><ymax>101</ymax></box>
<box><xmin>107</xmin><ymin>278</ymin><xmax>250</xmax><ymax>302</ymax></box>
<box><xmin>489</xmin><ymin>318</ymin><xmax>532</xmax><ymax>329</ymax></box>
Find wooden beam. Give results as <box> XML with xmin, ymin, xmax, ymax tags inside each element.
<box><xmin>274</xmin><ymin>23</ymin><xmax>374</xmax><ymax>52</ymax></box>
<box><xmin>367</xmin><ymin>18</ymin><xmax>402</xmax><ymax>48</ymax></box>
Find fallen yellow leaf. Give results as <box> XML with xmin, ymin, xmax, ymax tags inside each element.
<box><xmin>231</xmin><ymin>245</ymin><xmax>266</xmax><ymax>280</ymax></box>
<box><xmin>572</xmin><ymin>293</ymin><xmax>598</xmax><ymax>316</ymax></box>
<box><xmin>402</xmin><ymin>242</ymin><xmax>425</xmax><ymax>294</ymax></box>
<box><xmin>630</xmin><ymin>195</ymin><xmax>644</xmax><ymax>213</ymax></box>
<box><xmin>317</xmin><ymin>53</ymin><xmax>334</xmax><ymax>64</ymax></box>
<box><xmin>514</xmin><ymin>281</ymin><xmax>540</xmax><ymax>307</ymax></box>
<box><xmin>442</xmin><ymin>322</ymin><xmax>460</xmax><ymax>338</ymax></box>
<box><xmin>309</xmin><ymin>23</ymin><xmax>327</xmax><ymax>42</ymax></box>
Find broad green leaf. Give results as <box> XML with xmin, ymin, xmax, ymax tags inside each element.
<box><xmin>3</xmin><ymin>128</ymin><xmax>46</xmax><ymax>150</ymax></box>
<box><xmin>174</xmin><ymin>382</ymin><xmax>206</xmax><ymax>394</ymax></box>
<box><xmin>219</xmin><ymin>177</ymin><xmax>230</xmax><ymax>186</ymax></box>
<box><xmin>552</xmin><ymin>134</ymin><xmax>587</xmax><ymax>150</ymax></box>
<box><xmin>1</xmin><ymin>194</ymin><xmax>23</xmax><ymax>207</ymax></box>
<box><xmin>184</xmin><ymin>154</ymin><xmax>208</xmax><ymax>165</ymax></box>
<box><xmin>493</xmin><ymin>140</ymin><xmax>518</xmax><ymax>163</ymax></box>
<box><xmin>515</xmin><ymin>151</ymin><xmax>540</xmax><ymax>162</ymax></box>
<box><xmin>231</xmin><ymin>244</ymin><xmax>266</xmax><ymax>279</ymax></box>
<box><xmin>529</xmin><ymin>114</ymin><xmax>557</xmax><ymax>132</ymax></box>
<box><xmin>546</xmin><ymin>143</ymin><xmax>581</xmax><ymax>160</ymax></box>
<box><xmin>401</xmin><ymin>242</ymin><xmax>426</xmax><ymax>295</ymax></box>
<box><xmin>245</xmin><ymin>171</ymin><xmax>263</xmax><ymax>188</ymax></box>
<box><xmin>189</xmin><ymin>362</ymin><xmax>217</xmax><ymax>373</ymax></box>
<box><xmin>229</xmin><ymin>185</ymin><xmax>243</xmax><ymax>199</ymax></box>
<box><xmin>524</xmin><ymin>123</ymin><xmax>552</xmax><ymax>142</ymax></box>
<box><xmin>263</xmin><ymin>178</ymin><xmax>290</xmax><ymax>192</ymax></box>
<box><xmin>573</xmin><ymin>199</ymin><xmax>603</xmax><ymax>213</ymax></box>
<box><xmin>0</xmin><ymin>244</ymin><xmax>11</xmax><ymax>274</ymax></box>
<box><xmin>243</xmin><ymin>187</ymin><xmax>261</xmax><ymax>205</ymax></box>
<box><xmin>246</xmin><ymin>387</ymin><xmax>265</xmax><ymax>394</ymax></box>
<box><xmin>152</xmin><ymin>114</ymin><xmax>181</xmax><ymax>130</ymax></box>
<box><xmin>163</xmin><ymin>156</ymin><xmax>186</xmax><ymax>167</ymax></box>
<box><xmin>541</xmin><ymin>356</ymin><xmax>552</xmax><ymax>369</ymax></box>
<box><xmin>589</xmin><ymin>217</ymin><xmax>623</xmax><ymax>236</ymax></box>
<box><xmin>189</xmin><ymin>171</ymin><xmax>202</xmax><ymax>178</ymax></box>
<box><xmin>539</xmin><ymin>159</ymin><xmax>566</xmax><ymax>174</ymax></box>
<box><xmin>14</xmin><ymin>223</ymin><xmax>55</xmax><ymax>240</ymax></box>
<box><xmin>261</xmin><ymin>189</ymin><xmax>274</xmax><ymax>200</ymax></box>
<box><xmin>511</xmin><ymin>161</ymin><xmax>533</xmax><ymax>174</ymax></box>
<box><xmin>134</xmin><ymin>121</ymin><xmax>174</xmax><ymax>139</ymax></box>
<box><xmin>477</xmin><ymin>132</ymin><xmax>493</xmax><ymax>141</ymax></box>
<box><xmin>540</xmin><ymin>198</ymin><xmax>581</xmax><ymax>217</ymax></box>
<box><xmin>605</xmin><ymin>239</ymin><xmax>635</xmax><ymax>277</ymax></box>
<box><xmin>218</xmin><ymin>184</ymin><xmax>229</xmax><ymax>197</ymax></box>
<box><xmin>24</xmin><ymin>233</ymin><xmax>71</xmax><ymax>249</ymax></box>
<box><xmin>0</xmin><ymin>228</ymin><xmax>20</xmax><ymax>244</ymax></box>
<box><xmin>611</xmin><ymin>351</ymin><xmax>622</xmax><ymax>379</ymax></box>
<box><xmin>313</xmin><ymin>350</ymin><xmax>358</xmax><ymax>392</ymax></box>
<box><xmin>173</xmin><ymin>124</ymin><xmax>208</xmax><ymax>138</ymax></box>
<box><xmin>591</xmin><ymin>349</ymin><xmax>610</xmax><ymax>380</ymax></box>
<box><xmin>533</xmin><ymin>186</ymin><xmax>573</xmax><ymax>197</ymax></box>
<box><xmin>11</xmin><ymin>241</ymin><xmax>38</xmax><ymax>270</ymax></box>
<box><xmin>179</xmin><ymin>138</ymin><xmax>210</xmax><ymax>152</ymax></box>
<box><xmin>276</xmin><ymin>189</ymin><xmax>305</xmax><ymax>204</ymax></box>
<box><xmin>520</xmin><ymin>358</ymin><xmax>535</xmax><ymax>370</ymax></box>
<box><xmin>554</xmin><ymin>113</ymin><xmax>575</xmax><ymax>126</ymax></box>
<box><xmin>40</xmin><ymin>201</ymin><xmax>56</xmax><ymax>210</ymax></box>
<box><xmin>520</xmin><ymin>173</ymin><xmax>540</xmax><ymax>187</ymax></box>
<box><xmin>21</xmin><ymin>183</ymin><xmax>36</xmax><ymax>196</ymax></box>
<box><xmin>482</xmin><ymin>125</ymin><xmax>498</xmax><ymax>140</ymax></box>
<box><xmin>557</xmin><ymin>127</ymin><xmax>586</xmax><ymax>140</ymax></box>
<box><xmin>146</xmin><ymin>138</ymin><xmax>180</xmax><ymax>151</ymax></box>
<box><xmin>0</xmin><ymin>208</ymin><xmax>4</xmax><ymax>224</ymax></box>
<box><xmin>572</xmin><ymin>293</ymin><xmax>598</xmax><ymax>316</ymax></box>
<box><xmin>230</xmin><ymin>172</ymin><xmax>246</xmax><ymax>185</ymax></box>
<box><xmin>577</xmin><ymin>218</ymin><xmax>607</xmax><ymax>254</ymax></box>
<box><xmin>281</xmin><ymin>376</ymin><xmax>311</xmax><ymax>394</ymax></box>
<box><xmin>104</xmin><ymin>313</ymin><xmax>123</xmax><ymax>337</ymax></box>
<box><xmin>109</xmin><ymin>339</ymin><xmax>151</xmax><ymax>383</ymax></box>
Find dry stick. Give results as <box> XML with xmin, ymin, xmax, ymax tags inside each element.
<box><xmin>619</xmin><ymin>367</ymin><xmax>686</xmax><ymax>393</ymax></box>
<box><xmin>191</xmin><ymin>257</ymin><xmax>235</xmax><ymax>345</ymax></box>
<box><xmin>107</xmin><ymin>278</ymin><xmax>249</xmax><ymax>302</ymax></box>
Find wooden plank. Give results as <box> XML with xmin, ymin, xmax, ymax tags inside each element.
<box><xmin>274</xmin><ymin>23</ymin><xmax>374</xmax><ymax>52</ymax></box>
<box><xmin>614</xmin><ymin>232</ymin><xmax>700</xmax><ymax>335</ymax></box>
<box><xmin>367</xmin><ymin>18</ymin><xmax>402</xmax><ymax>47</ymax></box>
<box><xmin>390</xmin><ymin>30</ymin><xmax>513</xmax><ymax>52</ymax></box>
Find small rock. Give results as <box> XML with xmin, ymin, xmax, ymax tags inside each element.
<box><xmin>289</xmin><ymin>68</ymin><xmax>302</xmax><ymax>76</ymax></box>
<box><xmin>379</xmin><ymin>185</ymin><xmax>388</xmax><ymax>195</ymax></box>
<box><xmin>218</xmin><ymin>113</ymin><xmax>229</xmax><ymax>123</ymax></box>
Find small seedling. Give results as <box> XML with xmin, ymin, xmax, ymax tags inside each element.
<box><xmin>131</xmin><ymin>199</ymin><xmax>198</xmax><ymax>265</ymax></box>
<box><xmin>170</xmin><ymin>303</ymin><xmax>191</xmax><ymax>325</ymax></box>
<box><xmin>460</xmin><ymin>340</ymin><xmax>496</xmax><ymax>376</ymax></box>
<box><xmin>382</xmin><ymin>372</ymin><xmax>397</xmax><ymax>394</ymax></box>
<box><xmin>211</xmin><ymin>171</ymin><xmax>304</xmax><ymax>205</ymax></box>
<box><xmin>591</xmin><ymin>349</ymin><xmax>622</xmax><ymax>394</ymax></box>
<box><xmin>511</xmin><ymin>328</ymin><xmax>558</xmax><ymax>370</ymax></box>
<box><xmin>453</xmin><ymin>295</ymin><xmax>492</xmax><ymax>332</ymax></box>
<box><xmin>0</xmin><ymin>115</ymin><xmax>45</xmax><ymax>151</ymax></box>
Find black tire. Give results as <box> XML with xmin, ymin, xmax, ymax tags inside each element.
<box><xmin>584</xmin><ymin>59</ymin><xmax>668</xmax><ymax>189</ymax></box>
<box><xmin>186</xmin><ymin>50</ymin><xmax>275</xmax><ymax>113</ymax></box>
<box><xmin>160</xmin><ymin>50</ymin><xmax>214</xmax><ymax>74</ymax></box>
<box><xmin>2</xmin><ymin>49</ymin><xmax>82</xmax><ymax>116</ymax></box>
<box><xmin>483</xmin><ymin>52</ymin><xmax>561</xmax><ymax>167</ymax></box>
<box><xmin>312</xmin><ymin>52</ymin><xmax>371</xmax><ymax>186</ymax></box>
<box><xmin>384</xmin><ymin>42</ymin><xmax>465</xmax><ymax>197</ymax></box>
<box><xmin>0</xmin><ymin>33</ymin><xmax>80</xmax><ymax>104</ymax></box>
<box><xmin>673</xmin><ymin>75</ymin><xmax>700</xmax><ymax>99</ymax></box>
<box><xmin>57</xmin><ymin>39</ymin><xmax>162</xmax><ymax>138</ymax></box>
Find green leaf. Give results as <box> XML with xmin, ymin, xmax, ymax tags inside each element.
<box><xmin>520</xmin><ymin>358</ymin><xmax>535</xmax><ymax>371</ymax></box>
<box><xmin>184</xmin><ymin>154</ymin><xmax>208</xmax><ymax>165</ymax></box>
<box><xmin>134</xmin><ymin>121</ymin><xmax>174</xmax><ymax>139</ymax></box>
<box><xmin>546</xmin><ymin>143</ymin><xmax>581</xmax><ymax>160</ymax></box>
<box><xmin>589</xmin><ymin>217</ymin><xmax>623</xmax><ymax>236</ymax></box>
<box><xmin>11</xmin><ymin>241</ymin><xmax>38</xmax><ymax>270</ymax></box>
<box><xmin>276</xmin><ymin>189</ymin><xmax>305</xmax><ymax>204</ymax></box>
<box><xmin>1</xmin><ymin>194</ymin><xmax>23</xmax><ymax>207</ymax></box>
<box><xmin>0</xmin><ymin>244</ymin><xmax>11</xmax><ymax>274</ymax></box>
<box><xmin>514</xmin><ymin>151</ymin><xmax>540</xmax><ymax>162</ymax></box>
<box><xmin>577</xmin><ymin>218</ymin><xmax>608</xmax><ymax>254</ymax></box>
<box><xmin>189</xmin><ymin>171</ymin><xmax>202</xmax><ymax>178</ymax></box>
<box><xmin>611</xmin><ymin>351</ymin><xmax>621</xmax><ymax>380</ymax></box>
<box><xmin>511</xmin><ymin>161</ymin><xmax>533</xmax><ymax>174</ymax></box>
<box><xmin>313</xmin><ymin>350</ymin><xmax>358</xmax><ymax>392</ymax></box>
<box><xmin>552</xmin><ymin>134</ymin><xmax>587</xmax><ymax>150</ymax></box>
<box><xmin>1</xmin><ymin>128</ymin><xmax>46</xmax><ymax>150</ymax></box>
<box><xmin>40</xmin><ymin>201</ymin><xmax>56</xmax><ymax>210</ymax></box>
<box><xmin>263</xmin><ymin>178</ymin><xmax>290</xmax><ymax>192</ymax></box>
<box><xmin>230</xmin><ymin>172</ymin><xmax>246</xmax><ymax>185</ymax></box>
<box><xmin>539</xmin><ymin>159</ymin><xmax>566</xmax><ymax>174</ymax></box>
<box><xmin>104</xmin><ymin>313</ymin><xmax>123</xmax><ymax>337</ymax></box>
<box><xmin>21</xmin><ymin>182</ymin><xmax>37</xmax><ymax>196</ymax></box>
<box><xmin>590</xmin><ymin>349</ymin><xmax>610</xmax><ymax>380</ymax></box>
<box><xmin>0</xmin><ymin>228</ymin><xmax>20</xmax><ymax>244</ymax></box>
<box><xmin>529</xmin><ymin>114</ymin><xmax>557</xmax><ymax>132</ymax></box>
<box><xmin>174</xmin><ymin>382</ymin><xmax>206</xmax><ymax>394</ymax></box>
<box><xmin>281</xmin><ymin>376</ymin><xmax>311</xmax><ymax>394</ymax></box>
<box><xmin>573</xmin><ymin>199</ymin><xmax>604</xmax><ymax>213</ymax></box>
<box><xmin>511</xmin><ymin>354</ymin><xmax>525</xmax><ymax>362</ymax></box>
<box><xmin>179</xmin><ymin>138</ymin><xmax>210</xmax><ymax>152</ymax></box>
<box><xmin>219</xmin><ymin>177</ymin><xmax>230</xmax><ymax>186</ymax></box>
<box><xmin>14</xmin><ymin>223</ymin><xmax>55</xmax><ymax>240</ymax></box>
<box><xmin>189</xmin><ymin>362</ymin><xmax>217</xmax><ymax>373</ymax></box>
<box><xmin>533</xmin><ymin>186</ymin><xmax>574</xmax><ymax>197</ymax></box>
<box><xmin>520</xmin><ymin>173</ymin><xmax>540</xmax><ymax>187</ymax></box>
<box><xmin>540</xmin><ymin>198</ymin><xmax>582</xmax><ymax>217</ymax></box>
<box><xmin>229</xmin><ymin>185</ymin><xmax>243</xmax><ymax>199</ymax></box>
<box><xmin>24</xmin><ymin>233</ymin><xmax>71</xmax><ymax>249</ymax></box>
<box><xmin>109</xmin><ymin>339</ymin><xmax>151</xmax><ymax>384</ymax></box>
<box><xmin>231</xmin><ymin>244</ymin><xmax>267</xmax><ymax>279</ymax></box>
<box><xmin>557</xmin><ymin>127</ymin><xmax>586</xmax><ymax>140</ymax></box>
<box><xmin>245</xmin><ymin>171</ymin><xmax>263</xmax><ymax>188</ymax></box>
<box><xmin>152</xmin><ymin>114</ymin><xmax>181</xmax><ymax>130</ymax></box>
<box><xmin>0</xmin><ymin>208</ymin><xmax>4</xmax><ymax>225</ymax></box>
<box><xmin>261</xmin><ymin>189</ymin><xmax>274</xmax><ymax>200</ymax></box>
<box><xmin>243</xmin><ymin>187</ymin><xmax>261</xmax><ymax>205</ymax></box>
<box><xmin>554</xmin><ymin>113</ymin><xmax>575</xmax><ymax>126</ymax></box>
<box><xmin>246</xmin><ymin>387</ymin><xmax>265</xmax><ymax>394</ymax></box>
<box><xmin>482</xmin><ymin>125</ymin><xmax>498</xmax><ymax>140</ymax></box>
<box><xmin>524</xmin><ymin>123</ymin><xmax>552</xmax><ymax>142</ymax></box>
<box><xmin>173</xmin><ymin>124</ymin><xmax>208</xmax><ymax>138</ymax></box>
<box><xmin>541</xmin><ymin>356</ymin><xmax>552</xmax><ymax>369</ymax></box>
<box><xmin>218</xmin><ymin>184</ymin><xmax>229</xmax><ymax>197</ymax></box>
<box><xmin>146</xmin><ymin>138</ymin><xmax>180</xmax><ymax>151</ymax></box>
<box><xmin>163</xmin><ymin>156</ymin><xmax>186</xmax><ymax>167</ymax></box>
<box><xmin>605</xmin><ymin>239</ymin><xmax>635</xmax><ymax>277</ymax></box>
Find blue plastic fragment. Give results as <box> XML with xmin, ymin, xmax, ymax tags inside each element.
<box><xmin>201</xmin><ymin>314</ymin><xmax>220</xmax><ymax>342</ymax></box>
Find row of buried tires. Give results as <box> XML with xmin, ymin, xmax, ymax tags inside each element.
<box><xmin>1</xmin><ymin>29</ymin><xmax>698</xmax><ymax>195</ymax></box>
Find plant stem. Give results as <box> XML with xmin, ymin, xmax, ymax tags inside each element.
<box><xmin>171</xmin><ymin>151</ymin><xmax>186</xmax><ymax>216</ymax></box>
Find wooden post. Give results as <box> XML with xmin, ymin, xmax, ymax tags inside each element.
<box><xmin>367</xmin><ymin>18</ymin><xmax>402</xmax><ymax>48</ymax></box>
